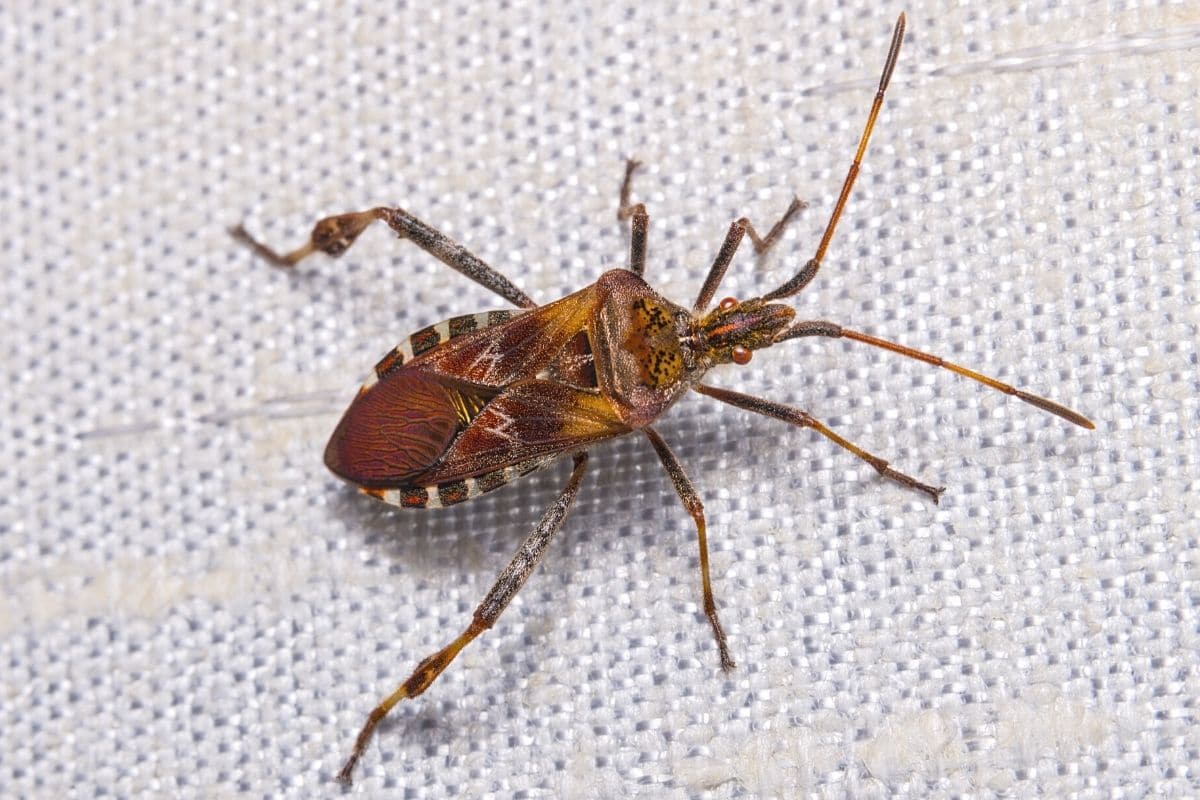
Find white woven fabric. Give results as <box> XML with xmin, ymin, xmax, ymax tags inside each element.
<box><xmin>3</xmin><ymin>1</ymin><xmax>1197</xmax><ymax>797</ymax></box>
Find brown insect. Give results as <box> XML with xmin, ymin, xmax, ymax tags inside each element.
<box><xmin>234</xmin><ymin>13</ymin><xmax>1093</xmax><ymax>785</ymax></box>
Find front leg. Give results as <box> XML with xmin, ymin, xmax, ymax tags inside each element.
<box><xmin>642</xmin><ymin>427</ymin><xmax>735</xmax><ymax>672</ymax></box>
<box><xmin>233</xmin><ymin>206</ymin><xmax>536</xmax><ymax>309</ymax></box>
<box><xmin>693</xmin><ymin>197</ymin><xmax>807</xmax><ymax>312</ymax></box>
<box><xmin>694</xmin><ymin>383</ymin><xmax>945</xmax><ymax>503</ymax></box>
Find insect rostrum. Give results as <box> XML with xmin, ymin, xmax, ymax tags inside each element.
<box><xmin>233</xmin><ymin>13</ymin><xmax>1093</xmax><ymax>786</ymax></box>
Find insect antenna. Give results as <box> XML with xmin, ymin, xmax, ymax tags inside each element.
<box><xmin>776</xmin><ymin>320</ymin><xmax>1095</xmax><ymax>429</ymax></box>
<box><xmin>762</xmin><ymin>12</ymin><xmax>906</xmax><ymax>301</ymax></box>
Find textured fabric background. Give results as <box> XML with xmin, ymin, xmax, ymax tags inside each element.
<box><xmin>2</xmin><ymin>1</ymin><xmax>1197</xmax><ymax>798</ymax></box>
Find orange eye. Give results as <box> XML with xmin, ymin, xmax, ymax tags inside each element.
<box><xmin>731</xmin><ymin>346</ymin><xmax>752</xmax><ymax>365</ymax></box>
<box><xmin>719</xmin><ymin>297</ymin><xmax>738</xmax><ymax>311</ymax></box>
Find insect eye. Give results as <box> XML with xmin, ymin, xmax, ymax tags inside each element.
<box><xmin>731</xmin><ymin>346</ymin><xmax>752</xmax><ymax>365</ymax></box>
<box><xmin>719</xmin><ymin>297</ymin><xmax>738</xmax><ymax>312</ymax></box>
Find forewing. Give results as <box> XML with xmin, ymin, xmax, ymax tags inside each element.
<box><xmin>414</xmin><ymin>380</ymin><xmax>629</xmax><ymax>483</ymax></box>
<box><xmin>414</xmin><ymin>285</ymin><xmax>600</xmax><ymax>387</ymax></box>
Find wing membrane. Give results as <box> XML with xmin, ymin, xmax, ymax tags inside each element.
<box><xmin>324</xmin><ymin>370</ymin><xmax>460</xmax><ymax>487</ymax></box>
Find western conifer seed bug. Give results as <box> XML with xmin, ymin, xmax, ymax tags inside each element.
<box><xmin>233</xmin><ymin>13</ymin><xmax>1093</xmax><ymax>785</ymax></box>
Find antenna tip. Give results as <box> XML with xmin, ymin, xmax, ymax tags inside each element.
<box><xmin>1060</xmin><ymin>408</ymin><xmax>1096</xmax><ymax>429</ymax></box>
<box><xmin>1015</xmin><ymin>390</ymin><xmax>1095</xmax><ymax>429</ymax></box>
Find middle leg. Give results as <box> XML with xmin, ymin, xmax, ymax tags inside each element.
<box><xmin>336</xmin><ymin>451</ymin><xmax>590</xmax><ymax>785</ymax></box>
<box><xmin>642</xmin><ymin>426</ymin><xmax>735</xmax><ymax>672</ymax></box>
<box><xmin>233</xmin><ymin>205</ymin><xmax>536</xmax><ymax>309</ymax></box>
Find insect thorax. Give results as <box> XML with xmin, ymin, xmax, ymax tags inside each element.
<box><xmin>591</xmin><ymin>269</ymin><xmax>701</xmax><ymax>428</ymax></box>
<box><xmin>625</xmin><ymin>296</ymin><xmax>685</xmax><ymax>389</ymax></box>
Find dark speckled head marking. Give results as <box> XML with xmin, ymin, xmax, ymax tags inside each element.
<box><xmin>694</xmin><ymin>297</ymin><xmax>795</xmax><ymax>367</ymax></box>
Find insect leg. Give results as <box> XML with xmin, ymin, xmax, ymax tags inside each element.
<box><xmin>642</xmin><ymin>427</ymin><xmax>735</xmax><ymax>672</ymax></box>
<box><xmin>232</xmin><ymin>206</ymin><xmax>537</xmax><ymax>309</ymax></box>
<box><xmin>776</xmin><ymin>320</ymin><xmax>1095</xmax><ymax>429</ymax></box>
<box><xmin>617</xmin><ymin>159</ymin><xmax>649</xmax><ymax>276</ymax></box>
<box><xmin>337</xmin><ymin>452</ymin><xmax>590</xmax><ymax>786</ymax></box>
<box><xmin>693</xmin><ymin>383</ymin><xmax>945</xmax><ymax>503</ymax></box>
<box><xmin>693</xmin><ymin>197</ymin><xmax>808</xmax><ymax>312</ymax></box>
<box><xmin>230</xmin><ymin>209</ymin><xmax>379</xmax><ymax>267</ymax></box>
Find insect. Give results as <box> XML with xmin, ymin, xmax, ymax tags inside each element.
<box><xmin>233</xmin><ymin>13</ymin><xmax>1093</xmax><ymax>785</ymax></box>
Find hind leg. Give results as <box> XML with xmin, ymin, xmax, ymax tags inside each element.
<box><xmin>233</xmin><ymin>205</ymin><xmax>536</xmax><ymax>308</ymax></box>
<box><xmin>336</xmin><ymin>452</ymin><xmax>590</xmax><ymax>785</ymax></box>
